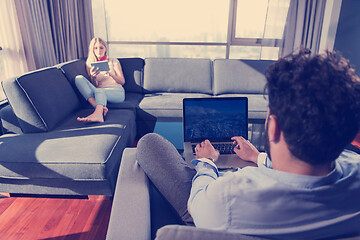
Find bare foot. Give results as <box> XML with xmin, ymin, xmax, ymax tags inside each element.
<box><xmin>77</xmin><ymin>114</ymin><xmax>104</xmax><ymax>123</ymax></box>
<box><xmin>103</xmin><ymin>106</ymin><xmax>108</xmax><ymax>116</ymax></box>
<box><xmin>77</xmin><ymin>105</ymin><xmax>104</xmax><ymax>123</ymax></box>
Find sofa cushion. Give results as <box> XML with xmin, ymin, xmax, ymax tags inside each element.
<box><xmin>0</xmin><ymin>108</ymin><xmax>136</xmax><ymax>195</ymax></box>
<box><xmin>143</xmin><ymin>58</ymin><xmax>212</xmax><ymax>94</ymax></box>
<box><xmin>118</xmin><ymin>58</ymin><xmax>145</xmax><ymax>93</ymax></box>
<box><xmin>215</xmin><ymin>94</ymin><xmax>268</xmax><ymax>120</ymax></box>
<box><xmin>2</xmin><ymin>77</ymin><xmax>47</xmax><ymax>133</ymax></box>
<box><xmin>58</xmin><ymin>59</ymin><xmax>88</xmax><ymax>85</ymax></box>
<box><xmin>0</xmin><ymin>104</ymin><xmax>22</xmax><ymax>134</ymax></box>
<box><xmin>59</xmin><ymin>58</ymin><xmax>145</xmax><ymax>94</ymax></box>
<box><xmin>60</xmin><ymin>58</ymin><xmax>145</xmax><ymax>108</ymax></box>
<box><xmin>2</xmin><ymin>68</ymin><xmax>81</xmax><ymax>133</ymax></box>
<box><xmin>108</xmin><ymin>92</ymin><xmax>144</xmax><ymax>109</ymax></box>
<box><xmin>15</xmin><ymin>67</ymin><xmax>80</xmax><ymax>132</ymax></box>
<box><xmin>58</xmin><ymin>59</ymin><xmax>89</xmax><ymax>105</ymax></box>
<box><xmin>138</xmin><ymin>93</ymin><xmax>212</xmax><ymax>119</ymax></box>
<box><xmin>213</xmin><ymin>59</ymin><xmax>274</xmax><ymax>95</ymax></box>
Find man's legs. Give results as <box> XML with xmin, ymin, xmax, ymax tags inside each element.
<box><xmin>136</xmin><ymin>133</ymin><xmax>196</xmax><ymax>225</ymax></box>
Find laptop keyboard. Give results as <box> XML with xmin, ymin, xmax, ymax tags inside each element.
<box><xmin>192</xmin><ymin>143</ymin><xmax>236</xmax><ymax>155</ymax></box>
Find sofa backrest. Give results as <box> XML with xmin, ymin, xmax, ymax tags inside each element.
<box><xmin>2</xmin><ymin>67</ymin><xmax>80</xmax><ymax>133</ymax></box>
<box><xmin>59</xmin><ymin>58</ymin><xmax>145</xmax><ymax>94</ymax></box>
<box><xmin>118</xmin><ymin>58</ymin><xmax>145</xmax><ymax>93</ymax></box>
<box><xmin>143</xmin><ymin>58</ymin><xmax>212</xmax><ymax>94</ymax></box>
<box><xmin>58</xmin><ymin>59</ymin><xmax>88</xmax><ymax>84</ymax></box>
<box><xmin>213</xmin><ymin>59</ymin><xmax>274</xmax><ymax>95</ymax></box>
<box><xmin>58</xmin><ymin>59</ymin><xmax>89</xmax><ymax>105</ymax></box>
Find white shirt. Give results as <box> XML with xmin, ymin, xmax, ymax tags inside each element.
<box><xmin>188</xmin><ymin>150</ymin><xmax>360</xmax><ymax>239</ymax></box>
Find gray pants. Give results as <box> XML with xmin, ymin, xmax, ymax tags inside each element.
<box><xmin>136</xmin><ymin>133</ymin><xmax>196</xmax><ymax>225</ymax></box>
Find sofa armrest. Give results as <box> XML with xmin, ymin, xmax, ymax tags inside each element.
<box><xmin>155</xmin><ymin>225</ymin><xmax>360</xmax><ymax>240</ymax></box>
<box><xmin>155</xmin><ymin>225</ymin><xmax>269</xmax><ymax>240</ymax></box>
<box><xmin>0</xmin><ymin>104</ymin><xmax>22</xmax><ymax>134</ymax></box>
<box><xmin>106</xmin><ymin>148</ymin><xmax>151</xmax><ymax>240</ymax></box>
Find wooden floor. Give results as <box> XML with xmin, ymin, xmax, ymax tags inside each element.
<box><xmin>0</xmin><ymin>193</ymin><xmax>112</xmax><ymax>240</ymax></box>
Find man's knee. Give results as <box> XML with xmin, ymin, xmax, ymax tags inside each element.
<box><xmin>137</xmin><ymin>133</ymin><xmax>179</xmax><ymax>164</ymax></box>
<box><xmin>137</xmin><ymin>133</ymin><xmax>166</xmax><ymax>151</ymax></box>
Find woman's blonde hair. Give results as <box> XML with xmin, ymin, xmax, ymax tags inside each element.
<box><xmin>86</xmin><ymin>37</ymin><xmax>108</xmax><ymax>64</ymax></box>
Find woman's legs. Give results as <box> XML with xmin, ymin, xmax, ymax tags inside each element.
<box><xmin>102</xmin><ymin>86</ymin><xmax>125</xmax><ymax>103</ymax></box>
<box><xmin>136</xmin><ymin>133</ymin><xmax>196</xmax><ymax>225</ymax></box>
<box><xmin>75</xmin><ymin>75</ymin><xmax>106</xmax><ymax>122</ymax></box>
<box><xmin>79</xmin><ymin>87</ymin><xmax>125</xmax><ymax>122</ymax></box>
<box><xmin>74</xmin><ymin>75</ymin><xmax>125</xmax><ymax>122</ymax></box>
<box><xmin>75</xmin><ymin>75</ymin><xmax>96</xmax><ymax>103</ymax></box>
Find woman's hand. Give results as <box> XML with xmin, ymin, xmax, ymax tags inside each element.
<box><xmin>231</xmin><ymin>136</ymin><xmax>260</xmax><ymax>164</ymax></box>
<box><xmin>90</xmin><ymin>66</ymin><xmax>100</xmax><ymax>80</ymax></box>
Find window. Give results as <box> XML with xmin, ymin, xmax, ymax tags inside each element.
<box><xmin>231</xmin><ymin>0</ymin><xmax>290</xmax><ymax>59</ymax></box>
<box><xmin>234</xmin><ymin>0</ymin><xmax>289</xmax><ymax>39</ymax></box>
<box><xmin>92</xmin><ymin>0</ymin><xmax>290</xmax><ymax>60</ymax></box>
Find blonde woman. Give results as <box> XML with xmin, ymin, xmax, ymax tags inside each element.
<box><xmin>75</xmin><ymin>37</ymin><xmax>125</xmax><ymax>123</ymax></box>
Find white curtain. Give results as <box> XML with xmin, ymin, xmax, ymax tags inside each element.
<box><xmin>280</xmin><ymin>0</ymin><xmax>327</xmax><ymax>57</ymax></box>
<box><xmin>0</xmin><ymin>1</ymin><xmax>30</xmax><ymax>101</ymax></box>
<box><xmin>0</xmin><ymin>1</ymin><xmax>29</xmax><ymax>78</ymax></box>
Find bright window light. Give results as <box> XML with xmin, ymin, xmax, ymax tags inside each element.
<box><xmin>235</xmin><ymin>0</ymin><xmax>290</xmax><ymax>39</ymax></box>
<box><xmin>92</xmin><ymin>0</ymin><xmax>291</xmax><ymax>60</ymax></box>
<box><xmin>109</xmin><ymin>44</ymin><xmax>226</xmax><ymax>59</ymax></box>
<box><xmin>235</xmin><ymin>0</ymin><xmax>268</xmax><ymax>38</ymax></box>
<box><xmin>104</xmin><ymin>0</ymin><xmax>229</xmax><ymax>42</ymax></box>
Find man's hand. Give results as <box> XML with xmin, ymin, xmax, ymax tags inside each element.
<box><xmin>231</xmin><ymin>136</ymin><xmax>260</xmax><ymax>164</ymax></box>
<box><xmin>195</xmin><ymin>140</ymin><xmax>220</xmax><ymax>162</ymax></box>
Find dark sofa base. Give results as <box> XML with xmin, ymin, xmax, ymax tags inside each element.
<box><xmin>0</xmin><ymin>178</ymin><xmax>114</xmax><ymax>196</ymax></box>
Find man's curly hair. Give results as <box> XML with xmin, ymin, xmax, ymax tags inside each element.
<box><xmin>265</xmin><ymin>49</ymin><xmax>360</xmax><ymax>164</ymax></box>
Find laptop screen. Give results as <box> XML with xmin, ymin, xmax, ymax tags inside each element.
<box><xmin>183</xmin><ymin>97</ymin><xmax>248</xmax><ymax>142</ymax></box>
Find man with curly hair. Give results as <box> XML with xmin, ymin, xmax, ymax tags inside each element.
<box><xmin>137</xmin><ymin>49</ymin><xmax>360</xmax><ymax>239</ymax></box>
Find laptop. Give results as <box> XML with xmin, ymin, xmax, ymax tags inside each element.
<box><xmin>183</xmin><ymin>97</ymin><xmax>254</xmax><ymax>168</ymax></box>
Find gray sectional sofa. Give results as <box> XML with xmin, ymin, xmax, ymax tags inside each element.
<box><xmin>0</xmin><ymin>57</ymin><xmax>273</xmax><ymax>196</ymax></box>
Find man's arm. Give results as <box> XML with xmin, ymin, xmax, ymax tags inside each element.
<box><xmin>188</xmin><ymin>140</ymin><xmax>226</xmax><ymax>228</ymax></box>
<box><xmin>188</xmin><ymin>138</ymin><xmax>263</xmax><ymax>228</ymax></box>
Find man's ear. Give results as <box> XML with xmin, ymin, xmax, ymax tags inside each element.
<box><xmin>267</xmin><ymin>115</ymin><xmax>281</xmax><ymax>143</ymax></box>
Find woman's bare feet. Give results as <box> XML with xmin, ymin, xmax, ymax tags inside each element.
<box><xmin>77</xmin><ymin>105</ymin><xmax>104</xmax><ymax>123</ymax></box>
<box><xmin>103</xmin><ymin>106</ymin><xmax>108</xmax><ymax>116</ymax></box>
<box><xmin>87</xmin><ymin>98</ymin><xmax>108</xmax><ymax>116</ymax></box>
<box><xmin>77</xmin><ymin>114</ymin><xmax>104</xmax><ymax>123</ymax></box>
